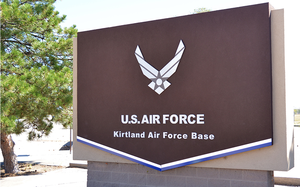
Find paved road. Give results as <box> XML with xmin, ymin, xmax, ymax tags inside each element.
<box><xmin>1</xmin><ymin>167</ymin><xmax>87</xmax><ymax>187</ymax></box>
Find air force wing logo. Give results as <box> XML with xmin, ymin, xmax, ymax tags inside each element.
<box><xmin>135</xmin><ymin>40</ymin><xmax>185</xmax><ymax>95</ymax></box>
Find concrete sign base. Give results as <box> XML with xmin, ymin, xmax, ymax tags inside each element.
<box><xmin>87</xmin><ymin>161</ymin><xmax>274</xmax><ymax>187</ymax></box>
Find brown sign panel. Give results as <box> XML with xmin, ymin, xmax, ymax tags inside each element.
<box><xmin>77</xmin><ymin>3</ymin><xmax>273</xmax><ymax>171</ymax></box>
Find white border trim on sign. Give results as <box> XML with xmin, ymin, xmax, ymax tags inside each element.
<box><xmin>77</xmin><ymin>136</ymin><xmax>272</xmax><ymax>171</ymax></box>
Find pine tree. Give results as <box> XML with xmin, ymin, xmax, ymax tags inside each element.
<box><xmin>1</xmin><ymin>0</ymin><xmax>77</xmax><ymax>173</ymax></box>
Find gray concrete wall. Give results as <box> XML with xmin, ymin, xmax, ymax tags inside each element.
<box><xmin>87</xmin><ymin>161</ymin><xmax>274</xmax><ymax>187</ymax></box>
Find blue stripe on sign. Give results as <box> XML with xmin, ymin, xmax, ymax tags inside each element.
<box><xmin>160</xmin><ymin>140</ymin><xmax>272</xmax><ymax>171</ymax></box>
<box><xmin>77</xmin><ymin>136</ymin><xmax>272</xmax><ymax>171</ymax></box>
<box><xmin>76</xmin><ymin>136</ymin><xmax>161</xmax><ymax>171</ymax></box>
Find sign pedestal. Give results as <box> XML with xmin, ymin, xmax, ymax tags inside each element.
<box><xmin>87</xmin><ymin>161</ymin><xmax>274</xmax><ymax>187</ymax></box>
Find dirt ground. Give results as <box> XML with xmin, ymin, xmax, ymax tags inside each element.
<box><xmin>1</xmin><ymin>163</ymin><xmax>65</xmax><ymax>178</ymax></box>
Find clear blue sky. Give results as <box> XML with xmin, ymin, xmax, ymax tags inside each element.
<box><xmin>54</xmin><ymin>0</ymin><xmax>300</xmax><ymax>108</ymax></box>
<box><xmin>55</xmin><ymin>0</ymin><xmax>292</xmax><ymax>31</ymax></box>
